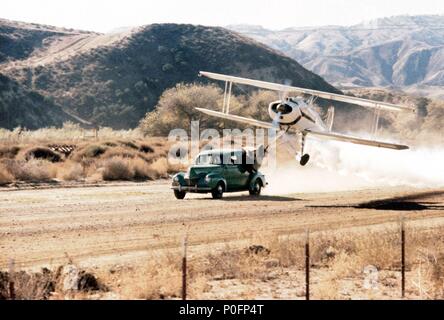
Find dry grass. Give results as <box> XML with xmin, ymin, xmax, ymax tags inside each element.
<box><xmin>131</xmin><ymin>158</ymin><xmax>156</xmax><ymax>180</ymax></box>
<box><xmin>0</xmin><ymin>163</ymin><xmax>14</xmax><ymax>185</ymax></box>
<box><xmin>115</xmin><ymin>252</ymin><xmax>183</xmax><ymax>299</ymax></box>
<box><xmin>3</xmin><ymin>159</ymin><xmax>57</xmax><ymax>182</ymax></box>
<box><xmin>0</xmin><ymin>146</ymin><xmax>20</xmax><ymax>159</ymax></box>
<box><xmin>149</xmin><ymin>158</ymin><xmax>169</xmax><ymax>178</ymax></box>
<box><xmin>0</xmin><ymin>265</ymin><xmax>106</xmax><ymax>300</ymax></box>
<box><xmin>58</xmin><ymin>161</ymin><xmax>85</xmax><ymax>181</ymax></box>
<box><xmin>0</xmin><ymin>124</ymin><xmax>143</xmax><ymax>144</ymax></box>
<box><xmin>102</xmin><ymin>157</ymin><xmax>134</xmax><ymax>181</ymax></box>
<box><xmin>0</xmin><ymin>134</ymin><xmax>183</xmax><ymax>184</ymax></box>
<box><xmin>3</xmin><ymin>223</ymin><xmax>444</xmax><ymax>300</ymax></box>
<box><xmin>20</xmin><ymin>146</ymin><xmax>62</xmax><ymax>163</ymax></box>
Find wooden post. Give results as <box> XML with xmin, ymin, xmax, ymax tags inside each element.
<box><xmin>305</xmin><ymin>229</ymin><xmax>310</xmax><ymax>301</ymax></box>
<box><xmin>182</xmin><ymin>234</ymin><xmax>188</xmax><ymax>300</ymax></box>
<box><xmin>401</xmin><ymin>215</ymin><xmax>406</xmax><ymax>298</ymax></box>
<box><xmin>9</xmin><ymin>259</ymin><xmax>15</xmax><ymax>300</ymax></box>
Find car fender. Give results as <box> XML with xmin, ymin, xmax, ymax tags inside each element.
<box><xmin>249</xmin><ymin>173</ymin><xmax>266</xmax><ymax>189</ymax></box>
<box><xmin>206</xmin><ymin>174</ymin><xmax>227</xmax><ymax>191</ymax></box>
<box><xmin>172</xmin><ymin>172</ymin><xmax>186</xmax><ymax>185</ymax></box>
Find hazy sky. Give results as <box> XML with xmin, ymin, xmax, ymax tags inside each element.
<box><xmin>2</xmin><ymin>0</ymin><xmax>444</xmax><ymax>32</ymax></box>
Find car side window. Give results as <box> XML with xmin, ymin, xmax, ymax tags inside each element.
<box><xmin>213</xmin><ymin>154</ymin><xmax>222</xmax><ymax>165</ymax></box>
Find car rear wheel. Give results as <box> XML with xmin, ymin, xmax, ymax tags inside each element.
<box><xmin>174</xmin><ymin>190</ymin><xmax>186</xmax><ymax>200</ymax></box>
<box><xmin>249</xmin><ymin>180</ymin><xmax>262</xmax><ymax>196</ymax></box>
<box><xmin>211</xmin><ymin>182</ymin><xmax>224</xmax><ymax>199</ymax></box>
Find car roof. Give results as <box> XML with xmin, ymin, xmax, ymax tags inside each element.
<box><xmin>198</xmin><ymin>148</ymin><xmax>244</xmax><ymax>156</ymax></box>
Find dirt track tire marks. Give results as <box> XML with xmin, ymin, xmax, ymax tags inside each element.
<box><xmin>1</xmin><ymin>183</ymin><xmax>443</xmax><ymax>270</ymax></box>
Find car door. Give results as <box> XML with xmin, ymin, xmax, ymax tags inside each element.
<box><xmin>224</xmin><ymin>152</ymin><xmax>249</xmax><ymax>190</ymax></box>
<box><xmin>223</xmin><ymin>163</ymin><xmax>240</xmax><ymax>191</ymax></box>
<box><xmin>236</xmin><ymin>165</ymin><xmax>250</xmax><ymax>189</ymax></box>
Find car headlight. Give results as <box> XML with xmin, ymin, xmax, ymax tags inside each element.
<box><xmin>173</xmin><ymin>176</ymin><xmax>179</xmax><ymax>182</ymax></box>
<box><xmin>204</xmin><ymin>175</ymin><xmax>211</xmax><ymax>183</ymax></box>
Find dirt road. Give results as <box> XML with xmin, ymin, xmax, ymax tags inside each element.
<box><xmin>1</xmin><ymin>182</ymin><xmax>444</xmax><ymax>271</ymax></box>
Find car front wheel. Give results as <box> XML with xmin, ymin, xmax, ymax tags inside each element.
<box><xmin>249</xmin><ymin>180</ymin><xmax>262</xmax><ymax>196</ymax></box>
<box><xmin>211</xmin><ymin>182</ymin><xmax>224</xmax><ymax>199</ymax></box>
<box><xmin>174</xmin><ymin>190</ymin><xmax>186</xmax><ymax>200</ymax></box>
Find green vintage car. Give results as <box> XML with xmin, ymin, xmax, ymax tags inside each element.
<box><xmin>171</xmin><ymin>148</ymin><xmax>266</xmax><ymax>199</ymax></box>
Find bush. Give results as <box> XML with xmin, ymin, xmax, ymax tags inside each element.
<box><xmin>131</xmin><ymin>158</ymin><xmax>156</xmax><ymax>180</ymax></box>
<box><xmin>0</xmin><ymin>163</ymin><xmax>13</xmax><ymax>185</ymax></box>
<box><xmin>102</xmin><ymin>157</ymin><xmax>133</xmax><ymax>181</ymax></box>
<box><xmin>23</xmin><ymin>147</ymin><xmax>62</xmax><ymax>163</ymax></box>
<box><xmin>0</xmin><ymin>146</ymin><xmax>20</xmax><ymax>159</ymax></box>
<box><xmin>139</xmin><ymin>84</ymin><xmax>242</xmax><ymax>136</ymax></box>
<box><xmin>149</xmin><ymin>158</ymin><xmax>169</xmax><ymax>178</ymax></box>
<box><xmin>139</xmin><ymin>144</ymin><xmax>154</xmax><ymax>153</ymax></box>
<box><xmin>59</xmin><ymin>162</ymin><xmax>84</xmax><ymax>181</ymax></box>
<box><xmin>5</xmin><ymin>159</ymin><xmax>56</xmax><ymax>182</ymax></box>
<box><xmin>71</xmin><ymin>144</ymin><xmax>108</xmax><ymax>161</ymax></box>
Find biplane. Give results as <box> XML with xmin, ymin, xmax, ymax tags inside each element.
<box><xmin>196</xmin><ymin>71</ymin><xmax>415</xmax><ymax>166</ymax></box>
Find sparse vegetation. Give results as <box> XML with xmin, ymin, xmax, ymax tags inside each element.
<box><xmin>139</xmin><ymin>83</ymin><xmax>277</xmax><ymax>136</ymax></box>
<box><xmin>0</xmin><ymin>163</ymin><xmax>13</xmax><ymax>185</ymax></box>
<box><xmin>0</xmin><ymin>126</ymin><xmax>183</xmax><ymax>185</ymax></box>
<box><xmin>77</xmin><ymin>223</ymin><xmax>444</xmax><ymax>300</ymax></box>
<box><xmin>1</xmin><ymin>21</ymin><xmax>337</xmax><ymax>130</ymax></box>
<box><xmin>345</xmin><ymin>88</ymin><xmax>444</xmax><ymax>146</ymax></box>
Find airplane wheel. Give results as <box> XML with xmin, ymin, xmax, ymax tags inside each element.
<box><xmin>212</xmin><ymin>182</ymin><xmax>224</xmax><ymax>199</ymax></box>
<box><xmin>174</xmin><ymin>190</ymin><xmax>186</xmax><ymax>199</ymax></box>
<box><xmin>249</xmin><ymin>180</ymin><xmax>262</xmax><ymax>196</ymax></box>
<box><xmin>300</xmin><ymin>154</ymin><xmax>310</xmax><ymax>166</ymax></box>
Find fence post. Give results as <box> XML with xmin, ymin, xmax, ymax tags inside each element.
<box><xmin>305</xmin><ymin>229</ymin><xmax>310</xmax><ymax>301</ymax></box>
<box><xmin>400</xmin><ymin>215</ymin><xmax>406</xmax><ymax>298</ymax></box>
<box><xmin>182</xmin><ymin>234</ymin><xmax>188</xmax><ymax>300</ymax></box>
<box><xmin>9</xmin><ymin>259</ymin><xmax>15</xmax><ymax>300</ymax></box>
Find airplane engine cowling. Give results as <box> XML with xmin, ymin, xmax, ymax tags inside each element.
<box><xmin>268</xmin><ymin>100</ymin><xmax>301</xmax><ymax>126</ymax></box>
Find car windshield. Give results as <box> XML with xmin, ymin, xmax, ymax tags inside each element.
<box><xmin>195</xmin><ymin>153</ymin><xmax>222</xmax><ymax>165</ymax></box>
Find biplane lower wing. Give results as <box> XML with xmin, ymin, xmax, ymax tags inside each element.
<box><xmin>305</xmin><ymin>129</ymin><xmax>409</xmax><ymax>150</ymax></box>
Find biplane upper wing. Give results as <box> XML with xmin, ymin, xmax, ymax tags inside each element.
<box><xmin>199</xmin><ymin>71</ymin><xmax>415</xmax><ymax>113</ymax></box>
<box><xmin>305</xmin><ymin>129</ymin><xmax>409</xmax><ymax>150</ymax></box>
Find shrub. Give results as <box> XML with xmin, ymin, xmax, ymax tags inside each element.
<box><xmin>0</xmin><ymin>146</ymin><xmax>20</xmax><ymax>159</ymax></box>
<box><xmin>59</xmin><ymin>162</ymin><xmax>84</xmax><ymax>181</ymax></box>
<box><xmin>5</xmin><ymin>159</ymin><xmax>56</xmax><ymax>182</ymax></box>
<box><xmin>0</xmin><ymin>163</ymin><xmax>13</xmax><ymax>185</ymax></box>
<box><xmin>117</xmin><ymin>140</ymin><xmax>139</xmax><ymax>150</ymax></box>
<box><xmin>101</xmin><ymin>146</ymin><xmax>138</xmax><ymax>160</ymax></box>
<box><xmin>130</xmin><ymin>158</ymin><xmax>156</xmax><ymax>180</ymax></box>
<box><xmin>138</xmin><ymin>84</ymin><xmax>242</xmax><ymax>136</ymax></box>
<box><xmin>82</xmin><ymin>145</ymin><xmax>108</xmax><ymax>158</ymax></box>
<box><xmin>102</xmin><ymin>157</ymin><xmax>133</xmax><ymax>181</ymax></box>
<box><xmin>149</xmin><ymin>158</ymin><xmax>168</xmax><ymax>178</ymax></box>
<box><xmin>71</xmin><ymin>144</ymin><xmax>108</xmax><ymax>161</ymax></box>
<box><xmin>139</xmin><ymin>144</ymin><xmax>154</xmax><ymax>153</ymax></box>
<box><xmin>23</xmin><ymin>147</ymin><xmax>62</xmax><ymax>163</ymax></box>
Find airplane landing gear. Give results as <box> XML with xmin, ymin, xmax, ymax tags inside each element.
<box><xmin>297</xmin><ymin>132</ymin><xmax>310</xmax><ymax>166</ymax></box>
<box><xmin>300</xmin><ymin>154</ymin><xmax>310</xmax><ymax>166</ymax></box>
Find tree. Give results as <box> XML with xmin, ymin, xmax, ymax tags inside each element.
<box><xmin>139</xmin><ymin>83</ymin><xmax>243</xmax><ymax>136</ymax></box>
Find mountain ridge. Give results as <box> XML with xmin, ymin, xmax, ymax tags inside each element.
<box><xmin>0</xmin><ymin>19</ymin><xmax>339</xmax><ymax>129</ymax></box>
<box><xmin>228</xmin><ymin>15</ymin><xmax>444</xmax><ymax>96</ymax></box>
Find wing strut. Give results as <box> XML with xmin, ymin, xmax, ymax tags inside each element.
<box><xmin>219</xmin><ymin>80</ymin><xmax>233</xmax><ymax>114</ymax></box>
<box><xmin>371</xmin><ymin>108</ymin><xmax>381</xmax><ymax>138</ymax></box>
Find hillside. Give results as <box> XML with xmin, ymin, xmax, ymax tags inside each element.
<box><xmin>0</xmin><ymin>73</ymin><xmax>76</xmax><ymax>129</ymax></box>
<box><xmin>0</xmin><ymin>18</ymin><xmax>95</xmax><ymax>63</ymax></box>
<box><xmin>0</xmin><ymin>20</ymin><xmax>339</xmax><ymax>129</ymax></box>
<box><xmin>229</xmin><ymin>15</ymin><xmax>444</xmax><ymax>97</ymax></box>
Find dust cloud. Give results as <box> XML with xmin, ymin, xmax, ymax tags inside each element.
<box><xmin>262</xmin><ymin>138</ymin><xmax>444</xmax><ymax>195</ymax></box>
